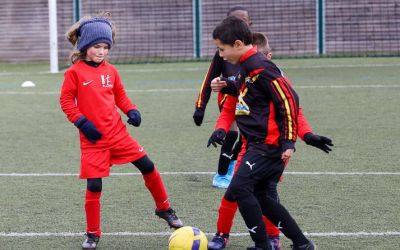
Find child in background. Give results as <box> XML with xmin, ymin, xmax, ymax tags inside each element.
<box><xmin>207</xmin><ymin>32</ymin><xmax>333</xmax><ymax>250</ymax></box>
<box><xmin>194</xmin><ymin>6</ymin><xmax>253</xmax><ymax>189</ymax></box>
<box><xmin>59</xmin><ymin>13</ymin><xmax>182</xmax><ymax>249</ymax></box>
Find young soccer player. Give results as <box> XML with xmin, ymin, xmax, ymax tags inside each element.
<box><xmin>194</xmin><ymin>6</ymin><xmax>252</xmax><ymax>189</ymax></box>
<box><xmin>210</xmin><ymin>16</ymin><xmax>317</xmax><ymax>250</ymax></box>
<box><xmin>59</xmin><ymin>13</ymin><xmax>183</xmax><ymax>249</ymax></box>
<box><xmin>207</xmin><ymin>32</ymin><xmax>332</xmax><ymax>250</ymax></box>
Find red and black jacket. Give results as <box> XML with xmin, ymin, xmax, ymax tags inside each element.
<box><xmin>195</xmin><ymin>51</ymin><xmax>241</xmax><ymax>111</ymax></box>
<box><xmin>222</xmin><ymin>47</ymin><xmax>299</xmax><ymax>154</ymax></box>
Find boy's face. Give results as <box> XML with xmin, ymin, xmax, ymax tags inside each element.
<box><xmin>214</xmin><ymin>39</ymin><xmax>243</xmax><ymax>64</ymax></box>
<box><xmin>255</xmin><ymin>45</ymin><xmax>272</xmax><ymax>60</ymax></box>
<box><xmin>229</xmin><ymin>10</ymin><xmax>252</xmax><ymax>26</ymax></box>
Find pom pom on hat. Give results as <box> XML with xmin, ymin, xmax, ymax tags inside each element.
<box><xmin>77</xmin><ymin>17</ymin><xmax>113</xmax><ymax>51</ymax></box>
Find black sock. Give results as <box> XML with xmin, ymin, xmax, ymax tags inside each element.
<box><xmin>292</xmin><ymin>232</ymin><xmax>310</xmax><ymax>247</ymax></box>
<box><xmin>231</xmin><ymin>137</ymin><xmax>242</xmax><ymax>161</ymax></box>
<box><xmin>237</xmin><ymin>194</ymin><xmax>268</xmax><ymax>246</ymax></box>
<box><xmin>258</xmin><ymin>196</ymin><xmax>309</xmax><ymax>246</ymax></box>
<box><xmin>217</xmin><ymin>130</ymin><xmax>238</xmax><ymax>175</ymax></box>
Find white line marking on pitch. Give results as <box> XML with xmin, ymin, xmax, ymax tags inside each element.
<box><xmin>295</xmin><ymin>85</ymin><xmax>400</xmax><ymax>89</ymax></box>
<box><xmin>118</xmin><ymin>63</ymin><xmax>400</xmax><ymax>72</ymax></box>
<box><xmin>0</xmin><ymin>231</ymin><xmax>399</xmax><ymax>237</ymax></box>
<box><xmin>1</xmin><ymin>63</ymin><xmax>399</xmax><ymax>76</ymax></box>
<box><xmin>284</xmin><ymin>172</ymin><xmax>400</xmax><ymax>175</ymax></box>
<box><xmin>282</xmin><ymin>63</ymin><xmax>400</xmax><ymax>69</ymax></box>
<box><xmin>0</xmin><ymin>85</ymin><xmax>399</xmax><ymax>95</ymax></box>
<box><xmin>0</xmin><ymin>89</ymin><xmax>197</xmax><ymax>95</ymax></box>
<box><xmin>0</xmin><ymin>172</ymin><xmax>399</xmax><ymax>177</ymax></box>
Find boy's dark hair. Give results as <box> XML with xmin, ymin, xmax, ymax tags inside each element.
<box><xmin>227</xmin><ymin>6</ymin><xmax>248</xmax><ymax>16</ymax></box>
<box><xmin>212</xmin><ymin>16</ymin><xmax>252</xmax><ymax>46</ymax></box>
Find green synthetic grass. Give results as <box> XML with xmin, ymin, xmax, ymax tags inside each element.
<box><xmin>0</xmin><ymin>57</ymin><xmax>399</xmax><ymax>249</ymax></box>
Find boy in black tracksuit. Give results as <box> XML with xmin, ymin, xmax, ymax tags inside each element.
<box><xmin>210</xmin><ymin>16</ymin><xmax>316</xmax><ymax>250</ymax></box>
<box><xmin>194</xmin><ymin>51</ymin><xmax>241</xmax><ymax>188</ymax></box>
<box><xmin>193</xmin><ymin>6</ymin><xmax>252</xmax><ymax>188</ymax></box>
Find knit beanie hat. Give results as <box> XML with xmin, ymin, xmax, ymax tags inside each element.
<box><xmin>77</xmin><ymin>17</ymin><xmax>113</xmax><ymax>51</ymax></box>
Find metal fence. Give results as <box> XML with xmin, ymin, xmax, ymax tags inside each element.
<box><xmin>1</xmin><ymin>0</ymin><xmax>399</xmax><ymax>64</ymax></box>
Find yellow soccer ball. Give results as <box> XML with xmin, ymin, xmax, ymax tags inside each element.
<box><xmin>168</xmin><ymin>226</ymin><xmax>208</xmax><ymax>250</ymax></box>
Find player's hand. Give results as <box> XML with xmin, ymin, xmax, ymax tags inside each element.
<box><xmin>211</xmin><ymin>77</ymin><xmax>227</xmax><ymax>92</ymax></box>
<box><xmin>193</xmin><ymin>108</ymin><xmax>205</xmax><ymax>126</ymax></box>
<box><xmin>281</xmin><ymin>148</ymin><xmax>294</xmax><ymax>161</ymax></box>
<box><xmin>127</xmin><ymin>109</ymin><xmax>142</xmax><ymax>127</ymax></box>
<box><xmin>304</xmin><ymin>133</ymin><xmax>333</xmax><ymax>153</ymax></box>
<box><xmin>207</xmin><ymin>128</ymin><xmax>226</xmax><ymax>147</ymax></box>
<box><xmin>74</xmin><ymin>116</ymin><xmax>102</xmax><ymax>144</ymax></box>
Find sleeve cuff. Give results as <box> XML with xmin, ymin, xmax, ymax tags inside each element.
<box><xmin>281</xmin><ymin>140</ymin><xmax>295</xmax><ymax>151</ymax></box>
<box><xmin>74</xmin><ymin>116</ymin><xmax>86</xmax><ymax>127</ymax></box>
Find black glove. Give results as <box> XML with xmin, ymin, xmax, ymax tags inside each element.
<box><xmin>74</xmin><ymin>116</ymin><xmax>102</xmax><ymax>144</ymax></box>
<box><xmin>127</xmin><ymin>109</ymin><xmax>141</xmax><ymax>127</ymax></box>
<box><xmin>304</xmin><ymin>132</ymin><xmax>333</xmax><ymax>153</ymax></box>
<box><xmin>207</xmin><ymin>128</ymin><xmax>226</xmax><ymax>148</ymax></box>
<box><xmin>193</xmin><ymin>108</ymin><xmax>205</xmax><ymax>126</ymax></box>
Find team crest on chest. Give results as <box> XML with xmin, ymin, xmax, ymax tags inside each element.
<box><xmin>101</xmin><ymin>74</ymin><xmax>113</xmax><ymax>88</ymax></box>
<box><xmin>245</xmin><ymin>74</ymin><xmax>260</xmax><ymax>84</ymax></box>
<box><xmin>235</xmin><ymin>88</ymin><xmax>250</xmax><ymax>116</ymax></box>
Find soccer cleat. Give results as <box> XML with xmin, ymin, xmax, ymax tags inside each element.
<box><xmin>269</xmin><ymin>236</ymin><xmax>282</xmax><ymax>250</ymax></box>
<box><xmin>155</xmin><ymin>208</ymin><xmax>183</xmax><ymax>229</ymax></box>
<box><xmin>291</xmin><ymin>241</ymin><xmax>317</xmax><ymax>250</ymax></box>
<box><xmin>225</xmin><ymin>160</ymin><xmax>236</xmax><ymax>181</ymax></box>
<box><xmin>208</xmin><ymin>232</ymin><xmax>229</xmax><ymax>250</ymax></box>
<box><xmin>82</xmin><ymin>233</ymin><xmax>99</xmax><ymax>250</ymax></box>
<box><xmin>212</xmin><ymin>174</ymin><xmax>231</xmax><ymax>189</ymax></box>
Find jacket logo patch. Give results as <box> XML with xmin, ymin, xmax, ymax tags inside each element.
<box><xmin>83</xmin><ymin>80</ymin><xmax>93</xmax><ymax>86</ymax></box>
<box><xmin>101</xmin><ymin>75</ymin><xmax>113</xmax><ymax>88</ymax></box>
<box><xmin>245</xmin><ymin>74</ymin><xmax>260</xmax><ymax>84</ymax></box>
<box><xmin>235</xmin><ymin>90</ymin><xmax>250</xmax><ymax>116</ymax></box>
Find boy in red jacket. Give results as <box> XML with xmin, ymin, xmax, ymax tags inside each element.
<box><xmin>60</xmin><ymin>13</ymin><xmax>182</xmax><ymax>249</ymax></box>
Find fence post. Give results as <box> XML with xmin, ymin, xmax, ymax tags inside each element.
<box><xmin>193</xmin><ymin>0</ymin><xmax>201</xmax><ymax>58</ymax></box>
<box><xmin>73</xmin><ymin>0</ymin><xmax>81</xmax><ymax>22</ymax></box>
<box><xmin>317</xmin><ymin>0</ymin><xmax>325</xmax><ymax>55</ymax></box>
<box><xmin>48</xmin><ymin>0</ymin><xmax>58</xmax><ymax>73</ymax></box>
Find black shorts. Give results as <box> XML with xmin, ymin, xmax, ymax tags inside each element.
<box><xmin>234</xmin><ymin>148</ymin><xmax>285</xmax><ymax>184</ymax></box>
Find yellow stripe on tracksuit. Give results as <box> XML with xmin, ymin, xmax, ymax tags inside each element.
<box><xmin>272</xmin><ymin>80</ymin><xmax>293</xmax><ymax>140</ymax></box>
<box><xmin>196</xmin><ymin>71</ymin><xmax>211</xmax><ymax>108</ymax></box>
<box><xmin>219</xmin><ymin>94</ymin><xmax>227</xmax><ymax>107</ymax></box>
